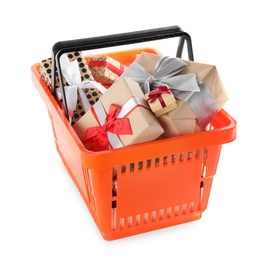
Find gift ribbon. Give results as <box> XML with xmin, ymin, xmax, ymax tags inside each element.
<box><xmin>147</xmin><ymin>85</ymin><xmax>171</xmax><ymax>108</ymax></box>
<box><xmin>83</xmin><ymin>103</ymin><xmax>132</xmax><ymax>151</ymax></box>
<box><xmin>120</xmin><ymin>56</ymin><xmax>199</xmax><ymax>95</ymax></box>
<box><xmin>83</xmin><ymin>97</ymin><xmax>149</xmax><ymax>151</ymax></box>
<box><xmin>56</xmin><ymin>54</ymin><xmax>106</xmax><ymax>121</ymax></box>
<box><xmin>120</xmin><ymin>55</ymin><xmax>218</xmax><ymax>129</ymax></box>
<box><xmin>88</xmin><ymin>60</ymin><xmax>125</xmax><ymax>76</ymax></box>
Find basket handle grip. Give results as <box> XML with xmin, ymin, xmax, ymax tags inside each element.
<box><xmin>51</xmin><ymin>25</ymin><xmax>194</xmax><ymax>121</ymax></box>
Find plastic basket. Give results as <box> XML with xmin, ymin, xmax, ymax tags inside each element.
<box><xmin>31</xmin><ymin>26</ymin><xmax>236</xmax><ymax>240</ymax></box>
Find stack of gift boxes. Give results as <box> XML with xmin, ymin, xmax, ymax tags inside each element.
<box><xmin>40</xmin><ymin>50</ymin><xmax>228</xmax><ymax>151</ymax></box>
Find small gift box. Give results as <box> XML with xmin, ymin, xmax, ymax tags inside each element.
<box><xmin>40</xmin><ymin>52</ymin><xmax>106</xmax><ymax>125</ymax></box>
<box><xmin>145</xmin><ymin>85</ymin><xmax>177</xmax><ymax>117</ymax></box>
<box><xmin>88</xmin><ymin>55</ymin><xmax>127</xmax><ymax>85</ymax></box>
<box><xmin>120</xmin><ymin>52</ymin><xmax>229</xmax><ymax>138</ymax></box>
<box><xmin>73</xmin><ymin>77</ymin><xmax>164</xmax><ymax>151</ymax></box>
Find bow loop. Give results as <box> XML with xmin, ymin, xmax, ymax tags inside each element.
<box><xmin>153</xmin><ymin>56</ymin><xmax>187</xmax><ymax>78</ymax></box>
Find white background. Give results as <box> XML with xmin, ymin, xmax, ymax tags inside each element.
<box><xmin>1</xmin><ymin>1</ymin><xmax>268</xmax><ymax>259</ymax></box>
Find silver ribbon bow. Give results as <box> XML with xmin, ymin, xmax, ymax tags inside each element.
<box><xmin>120</xmin><ymin>56</ymin><xmax>200</xmax><ymax>99</ymax></box>
<box><xmin>120</xmin><ymin>55</ymin><xmax>218</xmax><ymax>129</ymax></box>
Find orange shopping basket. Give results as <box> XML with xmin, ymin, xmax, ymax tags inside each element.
<box><xmin>31</xmin><ymin>26</ymin><xmax>236</xmax><ymax>240</ymax></box>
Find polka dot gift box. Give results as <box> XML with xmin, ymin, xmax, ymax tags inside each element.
<box><xmin>40</xmin><ymin>51</ymin><xmax>94</xmax><ymax>90</ymax></box>
<box><xmin>40</xmin><ymin>51</ymin><xmax>106</xmax><ymax>125</ymax></box>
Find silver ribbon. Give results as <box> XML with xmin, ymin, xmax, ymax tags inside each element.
<box><xmin>120</xmin><ymin>56</ymin><xmax>200</xmax><ymax>96</ymax></box>
<box><xmin>120</xmin><ymin>55</ymin><xmax>218</xmax><ymax>129</ymax></box>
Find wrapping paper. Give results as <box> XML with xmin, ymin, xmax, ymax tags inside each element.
<box><xmin>120</xmin><ymin>52</ymin><xmax>229</xmax><ymax>137</ymax></box>
<box><xmin>73</xmin><ymin>77</ymin><xmax>164</xmax><ymax>151</ymax></box>
<box><xmin>88</xmin><ymin>55</ymin><xmax>127</xmax><ymax>85</ymax></box>
<box><xmin>40</xmin><ymin>57</ymin><xmax>63</xmax><ymax>90</ymax></box>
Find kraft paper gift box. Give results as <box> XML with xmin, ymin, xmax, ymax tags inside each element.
<box><xmin>145</xmin><ymin>85</ymin><xmax>177</xmax><ymax>117</ymax></box>
<box><xmin>73</xmin><ymin>77</ymin><xmax>164</xmax><ymax>151</ymax></box>
<box><xmin>120</xmin><ymin>52</ymin><xmax>229</xmax><ymax>138</ymax></box>
<box><xmin>40</xmin><ymin>52</ymin><xmax>106</xmax><ymax>125</ymax></box>
<box><xmin>88</xmin><ymin>55</ymin><xmax>127</xmax><ymax>85</ymax></box>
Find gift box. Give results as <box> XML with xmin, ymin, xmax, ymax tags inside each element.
<box><xmin>73</xmin><ymin>77</ymin><xmax>164</xmax><ymax>151</ymax></box>
<box><xmin>88</xmin><ymin>55</ymin><xmax>127</xmax><ymax>85</ymax></box>
<box><xmin>40</xmin><ymin>52</ymin><xmax>106</xmax><ymax>125</ymax></box>
<box><xmin>145</xmin><ymin>85</ymin><xmax>177</xmax><ymax>117</ymax></box>
<box><xmin>40</xmin><ymin>51</ymin><xmax>95</xmax><ymax>91</ymax></box>
<box><xmin>120</xmin><ymin>52</ymin><xmax>229</xmax><ymax>138</ymax></box>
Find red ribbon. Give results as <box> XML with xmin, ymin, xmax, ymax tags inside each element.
<box><xmin>147</xmin><ymin>85</ymin><xmax>171</xmax><ymax>108</ymax></box>
<box><xmin>88</xmin><ymin>60</ymin><xmax>125</xmax><ymax>76</ymax></box>
<box><xmin>82</xmin><ymin>104</ymin><xmax>132</xmax><ymax>151</ymax></box>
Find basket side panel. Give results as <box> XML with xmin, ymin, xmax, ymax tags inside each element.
<box><xmin>51</xmin><ymin>117</ymin><xmax>90</xmax><ymax>207</ymax></box>
<box><xmin>199</xmin><ymin>145</ymin><xmax>222</xmax><ymax>211</ymax></box>
<box><xmin>117</xmin><ymin>153</ymin><xmax>203</xmax><ymax>215</ymax></box>
<box><xmin>87</xmin><ymin>149</ymin><xmax>211</xmax><ymax>240</ymax></box>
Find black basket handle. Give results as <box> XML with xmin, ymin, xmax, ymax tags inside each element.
<box><xmin>51</xmin><ymin>25</ymin><xmax>194</xmax><ymax>121</ymax></box>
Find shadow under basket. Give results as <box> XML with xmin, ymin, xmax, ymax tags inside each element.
<box><xmin>31</xmin><ymin>47</ymin><xmax>236</xmax><ymax>241</ymax></box>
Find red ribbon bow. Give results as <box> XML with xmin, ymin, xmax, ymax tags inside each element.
<box><xmin>83</xmin><ymin>103</ymin><xmax>132</xmax><ymax>151</ymax></box>
<box><xmin>147</xmin><ymin>85</ymin><xmax>171</xmax><ymax>107</ymax></box>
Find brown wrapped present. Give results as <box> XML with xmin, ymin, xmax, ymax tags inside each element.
<box><xmin>120</xmin><ymin>52</ymin><xmax>229</xmax><ymax>138</ymax></box>
<box><xmin>73</xmin><ymin>77</ymin><xmax>164</xmax><ymax>151</ymax></box>
<box><xmin>88</xmin><ymin>55</ymin><xmax>127</xmax><ymax>85</ymax></box>
<box><xmin>145</xmin><ymin>85</ymin><xmax>177</xmax><ymax>117</ymax></box>
<box><xmin>40</xmin><ymin>52</ymin><xmax>106</xmax><ymax>125</ymax></box>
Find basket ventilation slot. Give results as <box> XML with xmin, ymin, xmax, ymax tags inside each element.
<box><xmin>112</xmin><ymin>201</ymin><xmax>196</xmax><ymax>231</ymax></box>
